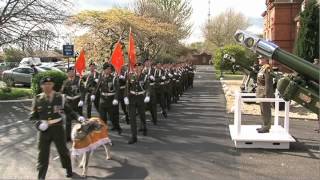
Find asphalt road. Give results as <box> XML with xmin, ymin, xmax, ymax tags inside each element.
<box><xmin>0</xmin><ymin>65</ymin><xmax>319</xmax><ymax>180</ymax></box>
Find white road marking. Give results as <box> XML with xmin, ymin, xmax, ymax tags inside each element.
<box><xmin>0</xmin><ymin>120</ymin><xmax>24</xmax><ymax>129</ymax></box>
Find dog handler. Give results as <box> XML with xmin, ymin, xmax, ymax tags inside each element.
<box><xmin>30</xmin><ymin>77</ymin><xmax>85</xmax><ymax>180</ymax></box>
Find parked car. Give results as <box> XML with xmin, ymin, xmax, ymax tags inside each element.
<box><xmin>38</xmin><ymin>64</ymin><xmax>63</xmax><ymax>72</ymax></box>
<box><xmin>2</xmin><ymin>66</ymin><xmax>45</xmax><ymax>86</ymax></box>
<box><xmin>19</xmin><ymin>57</ymin><xmax>42</xmax><ymax>66</ymax></box>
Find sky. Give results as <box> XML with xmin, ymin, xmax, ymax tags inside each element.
<box><xmin>67</xmin><ymin>0</ymin><xmax>266</xmax><ymax>44</ymax></box>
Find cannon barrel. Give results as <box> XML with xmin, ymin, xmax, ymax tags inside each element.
<box><xmin>234</xmin><ymin>30</ymin><xmax>319</xmax><ymax>83</ymax></box>
<box><xmin>234</xmin><ymin>30</ymin><xmax>319</xmax><ymax>115</ymax></box>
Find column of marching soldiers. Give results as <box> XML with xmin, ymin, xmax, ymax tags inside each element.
<box><xmin>61</xmin><ymin>59</ymin><xmax>195</xmax><ymax>144</ymax></box>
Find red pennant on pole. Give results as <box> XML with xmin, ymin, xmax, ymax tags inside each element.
<box><xmin>75</xmin><ymin>49</ymin><xmax>86</xmax><ymax>76</ymax></box>
<box><xmin>111</xmin><ymin>41</ymin><xmax>124</xmax><ymax>74</ymax></box>
<box><xmin>128</xmin><ymin>28</ymin><xmax>136</xmax><ymax>72</ymax></box>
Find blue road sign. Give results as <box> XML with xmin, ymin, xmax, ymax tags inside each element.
<box><xmin>63</xmin><ymin>45</ymin><xmax>74</xmax><ymax>57</ymax></box>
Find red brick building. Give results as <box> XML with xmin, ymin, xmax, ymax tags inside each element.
<box><xmin>262</xmin><ymin>0</ymin><xmax>306</xmax><ymax>71</ymax></box>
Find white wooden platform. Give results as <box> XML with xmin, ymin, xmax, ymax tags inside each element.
<box><xmin>229</xmin><ymin>91</ymin><xmax>296</xmax><ymax>149</ymax></box>
<box><xmin>229</xmin><ymin>125</ymin><xmax>296</xmax><ymax>149</ymax></box>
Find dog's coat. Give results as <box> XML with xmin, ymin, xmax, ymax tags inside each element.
<box><xmin>71</xmin><ymin>117</ymin><xmax>112</xmax><ymax>177</ymax></box>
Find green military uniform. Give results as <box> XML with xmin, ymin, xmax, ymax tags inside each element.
<box><xmin>256</xmin><ymin>64</ymin><xmax>273</xmax><ymax>133</ymax></box>
<box><xmin>84</xmin><ymin>70</ymin><xmax>100</xmax><ymax>118</ymax></box>
<box><xmin>30</xmin><ymin>83</ymin><xmax>80</xmax><ymax>179</ymax></box>
<box><xmin>95</xmin><ymin>64</ymin><xmax>122</xmax><ymax>134</ymax></box>
<box><xmin>187</xmin><ymin>64</ymin><xmax>195</xmax><ymax>88</ymax></box>
<box><xmin>118</xmin><ymin>69</ymin><xmax>129</xmax><ymax>124</ymax></box>
<box><xmin>144</xmin><ymin>66</ymin><xmax>158</xmax><ymax>125</ymax></box>
<box><xmin>163</xmin><ymin>68</ymin><xmax>173</xmax><ymax>110</ymax></box>
<box><xmin>126</xmin><ymin>68</ymin><xmax>150</xmax><ymax>144</ymax></box>
<box><xmin>171</xmin><ymin>68</ymin><xmax>180</xmax><ymax>103</ymax></box>
<box><xmin>155</xmin><ymin>67</ymin><xmax>168</xmax><ymax>118</ymax></box>
<box><xmin>60</xmin><ymin>75</ymin><xmax>85</xmax><ymax>142</ymax></box>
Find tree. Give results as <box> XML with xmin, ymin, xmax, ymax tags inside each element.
<box><xmin>214</xmin><ymin>44</ymin><xmax>256</xmax><ymax>71</ymax></box>
<box><xmin>0</xmin><ymin>0</ymin><xmax>72</xmax><ymax>47</ymax></box>
<box><xmin>203</xmin><ymin>9</ymin><xmax>249</xmax><ymax>48</ymax></box>
<box><xmin>134</xmin><ymin>0</ymin><xmax>193</xmax><ymax>61</ymax></box>
<box><xmin>3</xmin><ymin>47</ymin><xmax>25</xmax><ymax>62</ymax></box>
<box><xmin>68</xmin><ymin>9</ymin><xmax>178</xmax><ymax>61</ymax></box>
<box><xmin>294</xmin><ymin>0</ymin><xmax>319</xmax><ymax>62</ymax></box>
<box><xmin>134</xmin><ymin>0</ymin><xmax>192</xmax><ymax>39</ymax></box>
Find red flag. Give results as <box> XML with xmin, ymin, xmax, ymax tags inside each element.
<box><xmin>75</xmin><ymin>49</ymin><xmax>86</xmax><ymax>76</ymax></box>
<box><xmin>111</xmin><ymin>41</ymin><xmax>124</xmax><ymax>74</ymax></box>
<box><xmin>128</xmin><ymin>29</ymin><xmax>136</xmax><ymax>71</ymax></box>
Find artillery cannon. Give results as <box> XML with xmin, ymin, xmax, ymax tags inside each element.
<box><xmin>223</xmin><ymin>54</ymin><xmax>259</xmax><ymax>93</ymax></box>
<box><xmin>234</xmin><ymin>30</ymin><xmax>319</xmax><ymax>115</ymax></box>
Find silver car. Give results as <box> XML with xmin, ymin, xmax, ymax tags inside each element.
<box><xmin>2</xmin><ymin>66</ymin><xmax>45</xmax><ymax>86</ymax></box>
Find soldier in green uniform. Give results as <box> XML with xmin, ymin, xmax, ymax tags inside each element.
<box><xmin>95</xmin><ymin>63</ymin><xmax>122</xmax><ymax>134</ymax></box>
<box><xmin>163</xmin><ymin>64</ymin><xmax>173</xmax><ymax>110</ymax></box>
<box><xmin>30</xmin><ymin>77</ymin><xmax>86</xmax><ymax>179</ymax></box>
<box><xmin>143</xmin><ymin>59</ymin><xmax>158</xmax><ymax>124</ymax></box>
<box><xmin>256</xmin><ymin>57</ymin><xmax>273</xmax><ymax>133</ymax></box>
<box><xmin>118</xmin><ymin>65</ymin><xmax>130</xmax><ymax>124</ymax></box>
<box><xmin>125</xmin><ymin>62</ymin><xmax>150</xmax><ymax>144</ymax></box>
<box><xmin>83</xmin><ymin>62</ymin><xmax>100</xmax><ymax>118</ymax></box>
<box><xmin>155</xmin><ymin>63</ymin><xmax>168</xmax><ymax>118</ymax></box>
<box><xmin>60</xmin><ymin>68</ymin><xmax>85</xmax><ymax>142</ymax></box>
<box><xmin>171</xmin><ymin>64</ymin><xmax>180</xmax><ymax>103</ymax></box>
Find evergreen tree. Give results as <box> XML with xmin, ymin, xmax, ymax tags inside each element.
<box><xmin>294</xmin><ymin>0</ymin><xmax>319</xmax><ymax>62</ymax></box>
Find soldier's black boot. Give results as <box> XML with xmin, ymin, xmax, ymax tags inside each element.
<box><xmin>257</xmin><ymin>127</ymin><xmax>270</xmax><ymax>133</ymax></box>
<box><xmin>125</xmin><ymin>114</ymin><xmax>130</xmax><ymax>124</ymax></box>
<box><xmin>117</xmin><ymin>127</ymin><xmax>122</xmax><ymax>135</ymax></box>
<box><xmin>128</xmin><ymin>137</ymin><xmax>137</xmax><ymax>144</ymax></box>
<box><xmin>143</xmin><ymin>129</ymin><xmax>147</xmax><ymax>136</ymax></box>
<box><xmin>162</xmin><ymin>111</ymin><xmax>167</xmax><ymax>118</ymax></box>
<box><xmin>66</xmin><ymin>167</ymin><xmax>73</xmax><ymax>178</ymax></box>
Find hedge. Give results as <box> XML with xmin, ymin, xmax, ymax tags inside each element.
<box><xmin>0</xmin><ymin>88</ymin><xmax>33</xmax><ymax>100</ymax></box>
<box><xmin>31</xmin><ymin>70</ymin><xmax>67</xmax><ymax>95</ymax></box>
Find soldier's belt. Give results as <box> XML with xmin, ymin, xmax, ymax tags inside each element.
<box><xmin>101</xmin><ymin>92</ymin><xmax>116</xmax><ymax>96</ymax></box>
<box><xmin>120</xmin><ymin>86</ymin><xmax>126</xmax><ymax>89</ymax></box>
<box><xmin>66</xmin><ymin>95</ymin><xmax>81</xmax><ymax>100</ymax></box>
<box><xmin>47</xmin><ymin>118</ymin><xmax>62</xmax><ymax>125</ymax></box>
<box><xmin>130</xmin><ymin>91</ymin><xmax>145</xmax><ymax>95</ymax></box>
<box><xmin>149</xmin><ymin>83</ymin><xmax>155</xmax><ymax>86</ymax></box>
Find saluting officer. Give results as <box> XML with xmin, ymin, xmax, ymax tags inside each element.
<box><xmin>143</xmin><ymin>59</ymin><xmax>158</xmax><ymax>125</ymax></box>
<box><xmin>30</xmin><ymin>77</ymin><xmax>86</xmax><ymax>179</ymax></box>
<box><xmin>125</xmin><ymin>62</ymin><xmax>151</xmax><ymax>144</ymax></box>
<box><xmin>60</xmin><ymin>68</ymin><xmax>85</xmax><ymax>142</ymax></box>
<box><xmin>95</xmin><ymin>63</ymin><xmax>122</xmax><ymax>134</ymax></box>
<box><xmin>256</xmin><ymin>57</ymin><xmax>273</xmax><ymax>133</ymax></box>
<box><xmin>83</xmin><ymin>62</ymin><xmax>100</xmax><ymax>118</ymax></box>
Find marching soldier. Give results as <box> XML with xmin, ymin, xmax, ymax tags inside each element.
<box><xmin>187</xmin><ymin>62</ymin><xmax>195</xmax><ymax>88</ymax></box>
<box><xmin>95</xmin><ymin>63</ymin><xmax>122</xmax><ymax>134</ymax></box>
<box><xmin>256</xmin><ymin>57</ymin><xmax>273</xmax><ymax>133</ymax></box>
<box><xmin>155</xmin><ymin>63</ymin><xmax>168</xmax><ymax>118</ymax></box>
<box><xmin>118</xmin><ymin>65</ymin><xmax>130</xmax><ymax>124</ymax></box>
<box><xmin>125</xmin><ymin>62</ymin><xmax>150</xmax><ymax>144</ymax></box>
<box><xmin>30</xmin><ymin>77</ymin><xmax>86</xmax><ymax>179</ymax></box>
<box><xmin>60</xmin><ymin>68</ymin><xmax>85</xmax><ymax>142</ymax></box>
<box><xmin>163</xmin><ymin>64</ymin><xmax>173</xmax><ymax>110</ymax></box>
<box><xmin>83</xmin><ymin>62</ymin><xmax>100</xmax><ymax>118</ymax></box>
<box><xmin>143</xmin><ymin>59</ymin><xmax>158</xmax><ymax>125</ymax></box>
<box><xmin>171</xmin><ymin>64</ymin><xmax>180</xmax><ymax>103</ymax></box>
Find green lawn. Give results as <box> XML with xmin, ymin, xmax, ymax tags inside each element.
<box><xmin>0</xmin><ymin>87</ymin><xmax>33</xmax><ymax>100</ymax></box>
<box><xmin>215</xmin><ymin>70</ymin><xmax>244</xmax><ymax>80</ymax></box>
